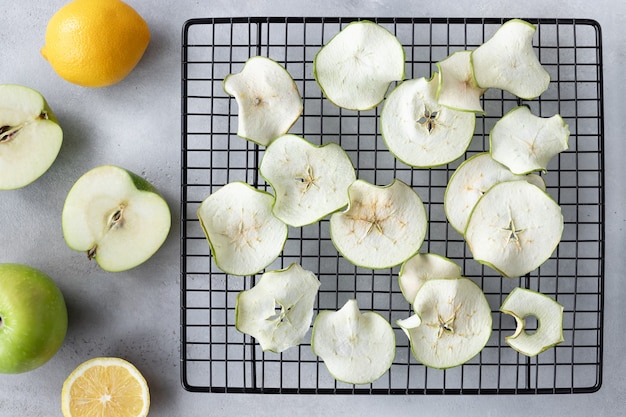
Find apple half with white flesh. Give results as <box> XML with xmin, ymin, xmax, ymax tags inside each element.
<box><xmin>313</xmin><ymin>20</ymin><xmax>405</xmax><ymax>111</ymax></box>
<box><xmin>490</xmin><ymin>106</ymin><xmax>570</xmax><ymax>174</ymax></box>
<box><xmin>398</xmin><ymin>277</ymin><xmax>492</xmax><ymax>369</ymax></box>
<box><xmin>312</xmin><ymin>299</ymin><xmax>395</xmax><ymax>384</ymax></box>
<box><xmin>329</xmin><ymin>179</ymin><xmax>427</xmax><ymax>270</ymax></box>
<box><xmin>62</xmin><ymin>165</ymin><xmax>171</xmax><ymax>272</ymax></box>
<box><xmin>380</xmin><ymin>73</ymin><xmax>476</xmax><ymax>168</ymax></box>
<box><xmin>436</xmin><ymin>50</ymin><xmax>487</xmax><ymax>113</ymax></box>
<box><xmin>0</xmin><ymin>84</ymin><xmax>63</xmax><ymax>190</ymax></box>
<box><xmin>223</xmin><ymin>56</ymin><xmax>303</xmax><ymax>146</ymax></box>
<box><xmin>444</xmin><ymin>152</ymin><xmax>547</xmax><ymax>234</ymax></box>
<box><xmin>465</xmin><ymin>180</ymin><xmax>563</xmax><ymax>278</ymax></box>
<box><xmin>500</xmin><ymin>287</ymin><xmax>564</xmax><ymax>356</ymax></box>
<box><xmin>471</xmin><ymin>19</ymin><xmax>550</xmax><ymax>100</ymax></box>
<box><xmin>197</xmin><ymin>181</ymin><xmax>288</xmax><ymax>276</ymax></box>
<box><xmin>235</xmin><ymin>263</ymin><xmax>320</xmax><ymax>353</ymax></box>
<box><xmin>398</xmin><ymin>253</ymin><xmax>462</xmax><ymax>304</ymax></box>
<box><xmin>259</xmin><ymin>134</ymin><xmax>356</xmax><ymax>227</ymax></box>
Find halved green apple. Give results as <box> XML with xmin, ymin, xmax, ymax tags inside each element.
<box><xmin>398</xmin><ymin>253</ymin><xmax>462</xmax><ymax>304</ymax></box>
<box><xmin>436</xmin><ymin>50</ymin><xmax>486</xmax><ymax>113</ymax></box>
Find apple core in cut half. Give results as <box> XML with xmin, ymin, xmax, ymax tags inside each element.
<box><xmin>235</xmin><ymin>263</ymin><xmax>320</xmax><ymax>353</ymax></box>
<box><xmin>259</xmin><ymin>134</ymin><xmax>356</xmax><ymax>227</ymax></box>
<box><xmin>62</xmin><ymin>165</ymin><xmax>171</xmax><ymax>272</ymax></box>
<box><xmin>436</xmin><ymin>50</ymin><xmax>487</xmax><ymax>113</ymax></box>
<box><xmin>313</xmin><ymin>20</ymin><xmax>405</xmax><ymax>111</ymax></box>
<box><xmin>197</xmin><ymin>181</ymin><xmax>288</xmax><ymax>276</ymax></box>
<box><xmin>223</xmin><ymin>56</ymin><xmax>303</xmax><ymax>146</ymax></box>
<box><xmin>398</xmin><ymin>253</ymin><xmax>462</xmax><ymax>304</ymax></box>
<box><xmin>329</xmin><ymin>179</ymin><xmax>427</xmax><ymax>270</ymax></box>
<box><xmin>312</xmin><ymin>299</ymin><xmax>395</xmax><ymax>385</ymax></box>
<box><xmin>0</xmin><ymin>84</ymin><xmax>63</xmax><ymax>190</ymax></box>
<box><xmin>500</xmin><ymin>287</ymin><xmax>564</xmax><ymax>356</ymax></box>
<box><xmin>464</xmin><ymin>180</ymin><xmax>563</xmax><ymax>278</ymax></box>
<box><xmin>380</xmin><ymin>73</ymin><xmax>476</xmax><ymax>168</ymax></box>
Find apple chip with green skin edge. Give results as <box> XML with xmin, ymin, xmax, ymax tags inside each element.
<box><xmin>465</xmin><ymin>180</ymin><xmax>563</xmax><ymax>278</ymax></box>
<box><xmin>436</xmin><ymin>50</ymin><xmax>487</xmax><ymax>113</ymax></box>
<box><xmin>223</xmin><ymin>56</ymin><xmax>303</xmax><ymax>146</ymax></box>
<box><xmin>62</xmin><ymin>165</ymin><xmax>171</xmax><ymax>272</ymax></box>
<box><xmin>235</xmin><ymin>263</ymin><xmax>320</xmax><ymax>353</ymax></box>
<box><xmin>490</xmin><ymin>106</ymin><xmax>570</xmax><ymax>174</ymax></box>
<box><xmin>500</xmin><ymin>287</ymin><xmax>564</xmax><ymax>356</ymax></box>
<box><xmin>0</xmin><ymin>84</ymin><xmax>63</xmax><ymax>190</ymax></box>
<box><xmin>312</xmin><ymin>299</ymin><xmax>395</xmax><ymax>385</ymax></box>
<box><xmin>398</xmin><ymin>253</ymin><xmax>462</xmax><ymax>304</ymax></box>
<box><xmin>401</xmin><ymin>277</ymin><xmax>492</xmax><ymax>369</ymax></box>
<box><xmin>313</xmin><ymin>20</ymin><xmax>405</xmax><ymax>111</ymax></box>
<box><xmin>259</xmin><ymin>134</ymin><xmax>356</xmax><ymax>227</ymax></box>
<box><xmin>444</xmin><ymin>152</ymin><xmax>547</xmax><ymax>234</ymax></box>
<box><xmin>471</xmin><ymin>19</ymin><xmax>550</xmax><ymax>100</ymax></box>
<box><xmin>329</xmin><ymin>179</ymin><xmax>427</xmax><ymax>270</ymax></box>
<box><xmin>197</xmin><ymin>181</ymin><xmax>288</xmax><ymax>276</ymax></box>
<box><xmin>380</xmin><ymin>73</ymin><xmax>476</xmax><ymax>168</ymax></box>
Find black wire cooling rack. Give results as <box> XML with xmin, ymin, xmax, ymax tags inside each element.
<box><xmin>180</xmin><ymin>17</ymin><xmax>604</xmax><ymax>394</ymax></box>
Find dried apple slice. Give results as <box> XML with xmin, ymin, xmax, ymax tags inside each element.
<box><xmin>311</xmin><ymin>299</ymin><xmax>395</xmax><ymax>384</ymax></box>
<box><xmin>329</xmin><ymin>179</ymin><xmax>427</xmax><ymax>269</ymax></box>
<box><xmin>400</xmin><ymin>277</ymin><xmax>492</xmax><ymax>369</ymax></box>
<box><xmin>444</xmin><ymin>152</ymin><xmax>547</xmax><ymax>234</ymax></box>
<box><xmin>259</xmin><ymin>134</ymin><xmax>356</xmax><ymax>227</ymax></box>
<box><xmin>500</xmin><ymin>287</ymin><xmax>564</xmax><ymax>356</ymax></box>
<box><xmin>465</xmin><ymin>180</ymin><xmax>563</xmax><ymax>278</ymax></box>
<box><xmin>235</xmin><ymin>263</ymin><xmax>320</xmax><ymax>353</ymax></box>
<box><xmin>197</xmin><ymin>181</ymin><xmax>288</xmax><ymax>276</ymax></box>
<box><xmin>436</xmin><ymin>50</ymin><xmax>487</xmax><ymax>113</ymax></box>
<box><xmin>398</xmin><ymin>253</ymin><xmax>462</xmax><ymax>304</ymax></box>
<box><xmin>380</xmin><ymin>73</ymin><xmax>476</xmax><ymax>168</ymax></box>
<box><xmin>490</xmin><ymin>106</ymin><xmax>570</xmax><ymax>174</ymax></box>
<box><xmin>471</xmin><ymin>19</ymin><xmax>550</xmax><ymax>99</ymax></box>
<box><xmin>223</xmin><ymin>56</ymin><xmax>303</xmax><ymax>146</ymax></box>
<box><xmin>313</xmin><ymin>20</ymin><xmax>405</xmax><ymax>111</ymax></box>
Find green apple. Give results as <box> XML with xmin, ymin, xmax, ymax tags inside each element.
<box><xmin>0</xmin><ymin>84</ymin><xmax>63</xmax><ymax>190</ymax></box>
<box><xmin>62</xmin><ymin>165</ymin><xmax>171</xmax><ymax>272</ymax></box>
<box><xmin>0</xmin><ymin>263</ymin><xmax>68</xmax><ymax>373</ymax></box>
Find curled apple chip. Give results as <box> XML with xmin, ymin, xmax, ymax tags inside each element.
<box><xmin>235</xmin><ymin>263</ymin><xmax>320</xmax><ymax>353</ymax></box>
<box><xmin>471</xmin><ymin>19</ymin><xmax>550</xmax><ymax>100</ymax></box>
<box><xmin>398</xmin><ymin>253</ymin><xmax>462</xmax><ymax>304</ymax></box>
<box><xmin>259</xmin><ymin>134</ymin><xmax>356</xmax><ymax>227</ymax></box>
<box><xmin>490</xmin><ymin>106</ymin><xmax>570</xmax><ymax>174</ymax></box>
<box><xmin>380</xmin><ymin>73</ymin><xmax>476</xmax><ymax>168</ymax></box>
<box><xmin>465</xmin><ymin>180</ymin><xmax>563</xmax><ymax>278</ymax></box>
<box><xmin>444</xmin><ymin>152</ymin><xmax>547</xmax><ymax>234</ymax></box>
<box><xmin>197</xmin><ymin>181</ymin><xmax>288</xmax><ymax>276</ymax></box>
<box><xmin>400</xmin><ymin>277</ymin><xmax>492</xmax><ymax>369</ymax></box>
<box><xmin>311</xmin><ymin>299</ymin><xmax>395</xmax><ymax>384</ymax></box>
<box><xmin>329</xmin><ymin>179</ymin><xmax>427</xmax><ymax>269</ymax></box>
<box><xmin>500</xmin><ymin>287</ymin><xmax>564</xmax><ymax>356</ymax></box>
<box><xmin>313</xmin><ymin>20</ymin><xmax>405</xmax><ymax>111</ymax></box>
<box><xmin>436</xmin><ymin>50</ymin><xmax>487</xmax><ymax>113</ymax></box>
<box><xmin>223</xmin><ymin>56</ymin><xmax>303</xmax><ymax>146</ymax></box>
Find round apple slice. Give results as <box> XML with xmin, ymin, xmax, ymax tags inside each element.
<box><xmin>490</xmin><ymin>106</ymin><xmax>570</xmax><ymax>174</ymax></box>
<box><xmin>313</xmin><ymin>20</ymin><xmax>405</xmax><ymax>111</ymax></box>
<box><xmin>471</xmin><ymin>19</ymin><xmax>550</xmax><ymax>100</ymax></box>
<box><xmin>311</xmin><ymin>299</ymin><xmax>395</xmax><ymax>384</ymax></box>
<box><xmin>259</xmin><ymin>134</ymin><xmax>356</xmax><ymax>227</ymax></box>
<box><xmin>62</xmin><ymin>165</ymin><xmax>171</xmax><ymax>272</ymax></box>
<box><xmin>235</xmin><ymin>263</ymin><xmax>320</xmax><ymax>353</ymax></box>
<box><xmin>223</xmin><ymin>56</ymin><xmax>303</xmax><ymax>146</ymax></box>
<box><xmin>329</xmin><ymin>179</ymin><xmax>427</xmax><ymax>270</ymax></box>
<box><xmin>465</xmin><ymin>180</ymin><xmax>563</xmax><ymax>278</ymax></box>
<box><xmin>436</xmin><ymin>50</ymin><xmax>487</xmax><ymax>113</ymax></box>
<box><xmin>401</xmin><ymin>277</ymin><xmax>492</xmax><ymax>369</ymax></box>
<box><xmin>398</xmin><ymin>253</ymin><xmax>462</xmax><ymax>304</ymax></box>
<box><xmin>444</xmin><ymin>152</ymin><xmax>547</xmax><ymax>234</ymax></box>
<box><xmin>500</xmin><ymin>287</ymin><xmax>564</xmax><ymax>356</ymax></box>
<box><xmin>197</xmin><ymin>181</ymin><xmax>288</xmax><ymax>276</ymax></box>
<box><xmin>380</xmin><ymin>73</ymin><xmax>476</xmax><ymax>168</ymax></box>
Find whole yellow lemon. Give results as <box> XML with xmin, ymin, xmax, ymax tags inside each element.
<box><xmin>41</xmin><ymin>0</ymin><xmax>150</xmax><ymax>88</ymax></box>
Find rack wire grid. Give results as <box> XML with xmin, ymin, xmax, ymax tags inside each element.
<box><xmin>181</xmin><ymin>17</ymin><xmax>604</xmax><ymax>394</ymax></box>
